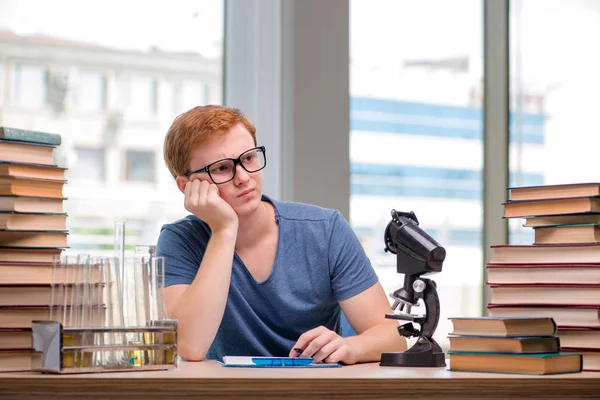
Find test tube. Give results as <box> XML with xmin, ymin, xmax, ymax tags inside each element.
<box><xmin>49</xmin><ymin>253</ymin><xmax>63</xmax><ymax>323</ymax></box>
<box><xmin>114</xmin><ymin>221</ymin><xmax>125</xmax><ymax>309</ymax></box>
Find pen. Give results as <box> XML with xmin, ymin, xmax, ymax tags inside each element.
<box><xmin>293</xmin><ymin>347</ymin><xmax>304</xmax><ymax>357</ymax></box>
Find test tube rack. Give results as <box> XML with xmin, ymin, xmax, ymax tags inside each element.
<box><xmin>31</xmin><ymin>319</ymin><xmax>177</xmax><ymax>374</ymax></box>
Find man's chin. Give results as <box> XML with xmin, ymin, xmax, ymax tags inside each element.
<box><xmin>233</xmin><ymin>196</ymin><xmax>261</xmax><ymax>217</ymax></box>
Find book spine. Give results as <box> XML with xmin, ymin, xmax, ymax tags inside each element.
<box><xmin>0</xmin><ymin>127</ymin><xmax>61</xmax><ymax>146</ymax></box>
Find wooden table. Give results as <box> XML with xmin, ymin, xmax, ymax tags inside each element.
<box><xmin>0</xmin><ymin>361</ymin><xmax>598</xmax><ymax>399</ymax></box>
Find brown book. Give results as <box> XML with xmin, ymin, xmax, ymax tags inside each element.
<box><xmin>504</xmin><ymin>197</ymin><xmax>600</xmax><ymax>218</ymax></box>
<box><xmin>0</xmin><ymin>248</ymin><xmax>61</xmax><ymax>263</ymax></box>
<box><xmin>0</xmin><ymin>306</ymin><xmax>105</xmax><ymax>328</ymax></box>
<box><xmin>449</xmin><ymin>317</ymin><xmax>556</xmax><ymax>337</ymax></box>
<box><xmin>0</xmin><ymin>230</ymin><xmax>67</xmax><ymax>248</ymax></box>
<box><xmin>0</xmin><ymin>284</ymin><xmax>103</xmax><ymax>307</ymax></box>
<box><xmin>0</xmin><ymin>348</ymin><xmax>34</xmax><ymax>372</ymax></box>
<box><xmin>524</xmin><ymin>213</ymin><xmax>600</xmax><ymax>227</ymax></box>
<box><xmin>0</xmin><ymin>262</ymin><xmax>68</xmax><ymax>285</ymax></box>
<box><xmin>509</xmin><ymin>183</ymin><xmax>600</xmax><ymax>202</ymax></box>
<box><xmin>0</xmin><ymin>176</ymin><xmax>65</xmax><ymax>198</ymax></box>
<box><xmin>486</xmin><ymin>263</ymin><xmax>600</xmax><ymax>285</ymax></box>
<box><xmin>558</xmin><ymin>327</ymin><xmax>600</xmax><ymax>350</ymax></box>
<box><xmin>0</xmin><ymin>195</ymin><xmax>65</xmax><ymax>213</ymax></box>
<box><xmin>0</xmin><ymin>141</ymin><xmax>55</xmax><ymax>166</ymax></box>
<box><xmin>534</xmin><ymin>224</ymin><xmax>600</xmax><ymax>244</ymax></box>
<box><xmin>489</xmin><ymin>244</ymin><xmax>600</xmax><ymax>264</ymax></box>
<box><xmin>488</xmin><ymin>304</ymin><xmax>600</xmax><ymax>328</ymax></box>
<box><xmin>0</xmin><ymin>212</ymin><xmax>66</xmax><ymax>231</ymax></box>
<box><xmin>449</xmin><ymin>336</ymin><xmax>560</xmax><ymax>353</ymax></box>
<box><xmin>0</xmin><ymin>262</ymin><xmax>103</xmax><ymax>285</ymax></box>
<box><xmin>560</xmin><ymin>348</ymin><xmax>600</xmax><ymax>372</ymax></box>
<box><xmin>0</xmin><ymin>162</ymin><xmax>65</xmax><ymax>181</ymax></box>
<box><xmin>448</xmin><ymin>352</ymin><xmax>582</xmax><ymax>375</ymax></box>
<box><xmin>0</xmin><ymin>328</ymin><xmax>31</xmax><ymax>349</ymax></box>
<box><xmin>490</xmin><ymin>284</ymin><xmax>600</xmax><ymax>305</ymax></box>
<box><xmin>0</xmin><ymin>306</ymin><xmax>50</xmax><ymax>328</ymax></box>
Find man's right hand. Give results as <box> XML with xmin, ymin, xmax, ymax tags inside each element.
<box><xmin>184</xmin><ymin>179</ymin><xmax>239</xmax><ymax>234</ymax></box>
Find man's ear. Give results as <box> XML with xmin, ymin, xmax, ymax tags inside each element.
<box><xmin>175</xmin><ymin>176</ymin><xmax>188</xmax><ymax>194</ymax></box>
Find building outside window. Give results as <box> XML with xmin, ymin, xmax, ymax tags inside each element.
<box><xmin>0</xmin><ymin>0</ymin><xmax>224</xmax><ymax>253</ymax></box>
<box><xmin>179</xmin><ymin>79</ymin><xmax>207</xmax><ymax>113</ymax></box>
<box><xmin>73</xmin><ymin>71</ymin><xmax>107</xmax><ymax>112</ymax></box>
<box><xmin>128</xmin><ymin>75</ymin><xmax>158</xmax><ymax>117</ymax></box>
<box><xmin>70</xmin><ymin>147</ymin><xmax>105</xmax><ymax>182</ymax></box>
<box><xmin>124</xmin><ymin>150</ymin><xmax>155</xmax><ymax>183</ymax></box>
<box><xmin>11</xmin><ymin>64</ymin><xmax>47</xmax><ymax>107</ymax></box>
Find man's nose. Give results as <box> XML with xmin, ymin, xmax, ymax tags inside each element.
<box><xmin>233</xmin><ymin>163</ymin><xmax>250</xmax><ymax>184</ymax></box>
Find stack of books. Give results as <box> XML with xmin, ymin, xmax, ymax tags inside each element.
<box><xmin>487</xmin><ymin>182</ymin><xmax>600</xmax><ymax>372</ymax></box>
<box><xmin>448</xmin><ymin>316</ymin><xmax>582</xmax><ymax>375</ymax></box>
<box><xmin>0</xmin><ymin>127</ymin><xmax>67</xmax><ymax>372</ymax></box>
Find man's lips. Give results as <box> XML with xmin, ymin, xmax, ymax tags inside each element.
<box><xmin>238</xmin><ymin>188</ymin><xmax>254</xmax><ymax>197</ymax></box>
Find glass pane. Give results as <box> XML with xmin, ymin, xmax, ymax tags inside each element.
<box><xmin>350</xmin><ymin>0</ymin><xmax>484</xmax><ymax>348</ymax></box>
<box><xmin>509</xmin><ymin>0</ymin><xmax>597</xmax><ymax>245</ymax></box>
<box><xmin>74</xmin><ymin>71</ymin><xmax>106</xmax><ymax>112</ymax></box>
<box><xmin>129</xmin><ymin>75</ymin><xmax>158</xmax><ymax>117</ymax></box>
<box><xmin>179</xmin><ymin>79</ymin><xmax>207</xmax><ymax>113</ymax></box>
<box><xmin>0</xmin><ymin>0</ymin><xmax>224</xmax><ymax>254</ymax></box>
<box><xmin>70</xmin><ymin>147</ymin><xmax>105</xmax><ymax>182</ymax></box>
<box><xmin>11</xmin><ymin>64</ymin><xmax>48</xmax><ymax>107</ymax></box>
<box><xmin>124</xmin><ymin>150</ymin><xmax>155</xmax><ymax>183</ymax></box>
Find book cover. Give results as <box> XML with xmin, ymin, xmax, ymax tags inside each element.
<box><xmin>0</xmin><ymin>195</ymin><xmax>66</xmax><ymax>214</ymax></box>
<box><xmin>487</xmin><ymin>303</ymin><xmax>600</xmax><ymax>327</ymax></box>
<box><xmin>489</xmin><ymin>283</ymin><xmax>600</xmax><ymax>305</ymax></box>
<box><xmin>448</xmin><ymin>351</ymin><xmax>582</xmax><ymax>375</ymax></box>
<box><xmin>449</xmin><ymin>316</ymin><xmax>557</xmax><ymax>337</ymax></box>
<box><xmin>508</xmin><ymin>183</ymin><xmax>600</xmax><ymax>202</ymax></box>
<box><xmin>0</xmin><ymin>127</ymin><xmax>61</xmax><ymax>146</ymax></box>
<box><xmin>0</xmin><ymin>140</ymin><xmax>56</xmax><ymax>166</ymax></box>
<box><xmin>0</xmin><ymin>161</ymin><xmax>66</xmax><ymax>181</ymax></box>
<box><xmin>503</xmin><ymin>196</ymin><xmax>600</xmax><ymax>218</ymax></box>
<box><xmin>448</xmin><ymin>335</ymin><xmax>560</xmax><ymax>354</ymax></box>
<box><xmin>486</xmin><ymin>263</ymin><xmax>600</xmax><ymax>285</ymax></box>
<box><xmin>489</xmin><ymin>243</ymin><xmax>600</xmax><ymax>264</ymax></box>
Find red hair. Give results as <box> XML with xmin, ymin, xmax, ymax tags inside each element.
<box><xmin>163</xmin><ymin>105</ymin><xmax>257</xmax><ymax>178</ymax></box>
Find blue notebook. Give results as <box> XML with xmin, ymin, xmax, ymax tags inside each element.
<box><xmin>221</xmin><ymin>356</ymin><xmax>341</xmax><ymax>368</ymax></box>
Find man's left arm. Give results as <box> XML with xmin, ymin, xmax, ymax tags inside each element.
<box><xmin>338</xmin><ymin>282</ymin><xmax>407</xmax><ymax>363</ymax></box>
<box><xmin>288</xmin><ymin>211</ymin><xmax>406</xmax><ymax>364</ymax></box>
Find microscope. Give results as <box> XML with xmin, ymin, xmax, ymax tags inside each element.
<box><xmin>380</xmin><ymin>210</ymin><xmax>446</xmax><ymax>368</ymax></box>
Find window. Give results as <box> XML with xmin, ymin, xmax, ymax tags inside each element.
<box><xmin>129</xmin><ymin>75</ymin><xmax>158</xmax><ymax>117</ymax></box>
<box><xmin>179</xmin><ymin>79</ymin><xmax>207</xmax><ymax>113</ymax></box>
<box><xmin>350</xmin><ymin>0</ymin><xmax>484</xmax><ymax>347</ymax></box>
<box><xmin>509</xmin><ymin>0</ymin><xmax>600</xmax><ymax>245</ymax></box>
<box><xmin>74</xmin><ymin>71</ymin><xmax>106</xmax><ymax>111</ymax></box>
<box><xmin>70</xmin><ymin>147</ymin><xmax>105</xmax><ymax>182</ymax></box>
<box><xmin>0</xmin><ymin>0</ymin><xmax>224</xmax><ymax>255</ymax></box>
<box><xmin>11</xmin><ymin>64</ymin><xmax>47</xmax><ymax>107</ymax></box>
<box><xmin>124</xmin><ymin>150</ymin><xmax>155</xmax><ymax>183</ymax></box>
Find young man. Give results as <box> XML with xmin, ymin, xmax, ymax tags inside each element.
<box><xmin>157</xmin><ymin>105</ymin><xmax>406</xmax><ymax>364</ymax></box>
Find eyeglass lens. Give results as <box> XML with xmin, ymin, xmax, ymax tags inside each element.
<box><xmin>208</xmin><ymin>148</ymin><xmax>266</xmax><ymax>183</ymax></box>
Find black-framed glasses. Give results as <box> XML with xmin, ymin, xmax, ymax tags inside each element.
<box><xmin>184</xmin><ymin>146</ymin><xmax>267</xmax><ymax>184</ymax></box>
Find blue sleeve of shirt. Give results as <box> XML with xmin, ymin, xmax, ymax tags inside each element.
<box><xmin>327</xmin><ymin>211</ymin><xmax>379</xmax><ymax>301</ymax></box>
<box><xmin>156</xmin><ymin>223</ymin><xmax>204</xmax><ymax>287</ymax></box>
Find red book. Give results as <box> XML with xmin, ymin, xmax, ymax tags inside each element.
<box><xmin>489</xmin><ymin>283</ymin><xmax>600</xmax><ymax>305</ymax></box>
<box><xmin>488</xmin><ymin>304</ymin><xmax>600</xmax><ymax>327</ymax></box>
<box><xmin>486</xmin><ymin>263</ymin><xmax>600</xmax><ymax>285</ymax></box>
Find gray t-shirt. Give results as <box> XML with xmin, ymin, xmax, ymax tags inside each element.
<box><xmin>156</xmin><ymin>195</ymin><xmax>379</xmax><ymax>360</ymax></box>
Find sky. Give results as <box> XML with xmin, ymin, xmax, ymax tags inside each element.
<box><xmin>0</xmin><ymin>0</ymin><xmax>224</xmax><ymax>57</ymax></box>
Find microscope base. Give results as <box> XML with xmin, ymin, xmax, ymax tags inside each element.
<box><xmin>380</xmin><ymin>336</ymin><xmax>446</xmax><ymax>368</ymax></box>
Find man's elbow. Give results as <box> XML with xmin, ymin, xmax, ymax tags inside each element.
<box><xmin>178</xmin><ymin>342</ymin><xmax>208</xmax><ymax>362</ymax></box>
